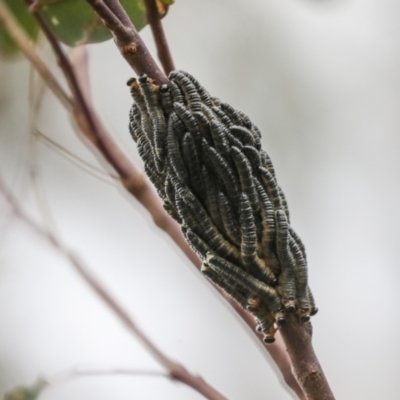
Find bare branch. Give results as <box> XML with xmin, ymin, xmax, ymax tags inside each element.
<box><xmin>0</xmin><ymin>0</ymin><xmax>72</xmax><ymax>110</ymax></box>
<box><xmin>0</xmin><ymin>177</ymin><xmax>228</xmax><ymax>400</ymax></box>
<box><xmin>280</xmin><ymin>314</ymin><xmax>335</xmax><ymax>400</ymax></box>
<box><xmin>84</xmin><ymin>0</ymin><xmax>168</xmax><ymax>84</ymax></box>
<box><xmin>144</xmin><ymin>0</ymin><xmax>175</xmax><ymax>75</ymax></box>
<box><xmin>50</xmin><ymin>366</ymin><xmax>167</xmax><ymax>383</ymax></box>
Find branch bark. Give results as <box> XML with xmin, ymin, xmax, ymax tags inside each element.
<box><xmin>84</xmin><ymin>0</ymin><xmax>168</xmax><ymax>84</ymax></box>
<box><xmin>280</xmin><ymin>314</ymin><xmax>335</xmax><ymax>400</ymax></box>
<box><xmin>144</xmin><ymin>0</ymin><xmax>175</xmax><ymax>75</ymax></box>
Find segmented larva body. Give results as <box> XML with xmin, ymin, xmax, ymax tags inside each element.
<box><xmin>128</xmin><ymin>71</ymin><xmax>317</xmax><ymax>343</ymax></box>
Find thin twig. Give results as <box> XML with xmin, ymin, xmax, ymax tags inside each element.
<box><xmin>34</xmin><ymin>129</ymin><xmax>120</xmax><ymax>185</ymax></box>
<box><xmin>0</xmin><ymin>177</ymin><xmax>228</xmax><ymax>400</ymax></box>
<box><xmin>50</xmin><ymin>366</ymin><xmax>167</xmax><ymax>383</ymax></box>
<box><xmin>0</xmin><ymin>0</ymin><xmax>72</xmax><ymax>110</ymax></box>
<box><xmin>144</xmin><ymin>0</ymin><xmax>175</xmax><ymax>75</ymax></box>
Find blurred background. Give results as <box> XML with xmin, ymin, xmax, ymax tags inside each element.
<box><xmin>1</xmin><ymin>0</ymin><xmax>400</xmax><ymax>398</ymax></box>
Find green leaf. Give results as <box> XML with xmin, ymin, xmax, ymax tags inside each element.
<box><xmin>159</xmin><ymin>0</ymin><xmax>175</xmax><ymax>6</ymax></box>
<box><xmin>37</xmin><ymin>0</ymin><xmax>169</xmax><ymax>47</ymax></box>
<box><xmin>3</xmin><ymin>379</ymin><xmax>47</xmax><ymax>400</ymax></box>
<box><xmin>0</xmin><ymin>0</ymin><xmax>39</xmax><ymax>57</ymax></box>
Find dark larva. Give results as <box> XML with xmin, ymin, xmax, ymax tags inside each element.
<box><xmin>138</xmin><ymin>75</ymin><xmax>166</xmax><ymax>162</ymax></box>
<box><xmin>201</xmin><ymin>139</ymin><xmax>240</xmax><ymax>207</ymax></box>
<box><xmin>218</xmin><ymin>191</ymin><xmax>241</xmax><ymax>246</ymax></box>
<box><xmin>260</xmin><ymin>150</ymin><xmax>276</xmax><ymax>179</ymax></box>
<box><xmin>170</xmin><ymin>70</ymin><xmax>202</xmax><ymax>112</ymax></box>
<box><xmin>201</xmin><ymin>166</ymin><xmax>225</xmax><ymax>233</ymax></box>
<box><xmin>209</xmin><ymin>118</ymin><xmax>230</xmax><ymax>159</ymax></box>
<box><xmin>167</xmin><ymin>118</ymin><xmax>188</xmax><ymax>182</ymax></box>
<box><xmin>169</xmin><ymin>112</ymin><xmax>187</xmax><ymax>138</ymax></box>
<box><xmin>254</xmin><ymin>178</ymin><xmax>275</xmax><ymax>247</ymax></box>
<box><xmin>206</xmin><ymin>254</ymin><xmax>283</xmax><ymax>322</ymax></box>
<box><xmin>230</xmin><ymin>125</ymin><xmax>255</xmax><ymax>147</ymax></box>
<box><xmin>225</xmin><ymin>130</ymin><xmax>244</xmax><ymax>149</ymax></box>
<box><xmin>169</xmin><ymin>80</ymin><xmax>185</xmax><ymax>104</ymax></box>
<box><xmin>220</xmin><ymin>102</ymin><xmax>244</xmax><ymax>126</ymax></box>
<box><xmin>307</xmin><ymin>286</ymin><xmax>318</xmax><ymax>316</ymax></box>
<box><xmin>193</xmin><ymin>111</ymin><xmax>213</xmax><ymax>143</ymax></box>
<box><xmin>242</xmin><ymin>145</ymin><xmax>262</xmax><ymax>172</ymax></box>
<box><xmin>160</xmin><ymin>84</ymin><xmax>173</xmax><ymax>114</ymax></box>
<box><xmin>212</xmin><ymin>106</ymin><xmax>233</xmax><ymax>128</ymax></box>
<box><xmin>275</xmin><ymin>210</ymin><xmax>296</xmax><ymax>312</ymax></box>
<box><xmin>289</xmin><ymin>236</ymin><xmax>309</xmax><ymax>314</ymax></box>
<box><xmin>259</xmin><ymin>167</ymin><xmax>282</xmax><ymax>211</ymax></box>
<box><xmin>239</xmin><ymin>193</ymin><xmax>258</xmax><ymax>268</ymax></box>
<box><xmin>201</xmin><ymin>263</ymin><xmax>250</xmax><ymax>310</ymax></box>
<box><xmin>231</xmin><ymin>146</ymin><xmax>259</xmax><ymax>214</ymax></box>
<box><xmin>183</xmin><ymin>227</ymin><xmax>213</xmax><ymax>260</ymax></box>
<box><xmin>174</xmin><ymin>102</ymin><xmax>200</xmax><ymax>135</ymax></box>
<box><xmin>178</xmin><ymin>70</ymin><xmax>213</xmax><ymax>108</ymax></box>
<box><xmin>182</xmin><ymin>132</ymin><xmax>204</xmax><ymax>197</ymax></box>
<box><xmin>129</xmin><ymin>103</ymin><xmax>140</xmax><ymax>141</ymax></box>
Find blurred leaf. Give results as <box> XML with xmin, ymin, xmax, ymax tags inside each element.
<box><xmin>3</xmin><ymin>379</ymin><xmax>47</xmax><ymax>400</ymax></box>
<box><xmin>0</xmin><ymin>0</ymin><xmax>39</xmax><ymax>57</ymax></box>
<box><xmin>36</xmin><ymin>0</ymin><xmax>171</xmax><ymax>47</ymax></box>
<box><xmin>159</xmin><ymin>0</ymin><xmax>175</xmax><ymax>6</ymax></box>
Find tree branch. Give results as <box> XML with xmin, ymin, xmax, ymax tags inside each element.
<box><xmin>144</xmin><ymin>0</ymin><xmax>175</xmax><ymax>75</ymax></box>
<box><xmin>84</xmin><ymin>0</ymin><xmax>168</xmax><ymax>84</ymax></box>
<box><xmin>280</xmin><ymin>315</ymin><xmax>335</xmax><ymax>400</ymax></box>
<box><xmin>26</xmin><ymin>0</ymin><xmax>136</xmax><ymax>181</ymax></box>
<box><xmin>0</xmin><ymin>177</ymin><xmax>228</xmax><ymax>400</ymax></box>
<box><xmin>0</xmin><ymin>0</ymin><xmax>72</xmax><ymax>110</ymax></box>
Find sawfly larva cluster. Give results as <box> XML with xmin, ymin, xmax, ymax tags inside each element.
<box><xmin>128</xmin><ymin>71</ymin><xmax>317</xmax><ymax>344</ymax></box>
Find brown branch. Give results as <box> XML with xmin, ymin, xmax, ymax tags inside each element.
<box><xmin>231</xmin><ymin>305</ymin><xmax>305</xmax><ymax>400</ymax></box>
<box><xmin>84</xmin><ymin>0</ymin><xmax>168</xmax><ymax>84</ymax></box>
<box><xmin>0</xmin><ymin>0</ymin><xmax>72</xmax><ymax>110</ymax></box>
<box><xmin>26</xmin><ymin>0</ymin><xmax>134</xmax><ymax>181</ymax></box>
<box><xmin>144</xmin><ymin>0</ymin><xmax>175</xmax><ymax>75</ymax></box>
<box><xmin>0</xmin><ymin>177</ymin><xmax>228</xmax><ymax>400</ymax></box>
<box><xmin>4</xmin><ymin>4</ymin><xmax>304</xmax><ymax>398</ymax></box>
<box><xmin>280</xmin><ymin>315</ymin><xmax>335</xmax><ymax>400</ymax></box>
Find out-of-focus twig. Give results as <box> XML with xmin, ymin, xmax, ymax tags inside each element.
<box><xmin>50</xmin><ymin>366</ymin><xmax>167</xmax><ymax>382</ymax></box>
<box><xmin>0</xmin><ymin>0</ymin><xmax>72</xmax><ymax>110</ymax></box>
<box><xmin>0</xmin><ymin>176</ymin><xmax>228</xmax><ymax>400</ymax></box>
<box><xmin>144</xmin><ymin>0</ymin><xmax>175</xmax><ymax>75</ymax></box>
<box><xmin>34</xmin><ymin>129</ymin><xmax>120</xmax><ymax>185</ymax></box>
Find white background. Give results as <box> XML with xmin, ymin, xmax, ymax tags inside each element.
<box><xmin>1</xmin><ymin>0</ymin><xmax>400</xmax><ymax>399</ymax></box>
